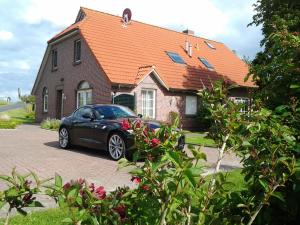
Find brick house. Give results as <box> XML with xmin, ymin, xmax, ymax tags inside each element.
<box><xmin>31</xmin><ymin>7</ymin><xmax>253</xmax><ymax>130</ymax></box>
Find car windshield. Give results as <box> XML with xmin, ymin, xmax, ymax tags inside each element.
<box><xmin>94</xmin><ymin>105</ymin><xmax>137</xmax><ymax>119</ymax></box>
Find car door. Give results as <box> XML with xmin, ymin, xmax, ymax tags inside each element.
<box><xmin>71</xmin><ymin>107</ymin><xmax>95</xmax><ymax>147</ymax></box>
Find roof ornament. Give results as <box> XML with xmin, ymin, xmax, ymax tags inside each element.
<box><xmin>122</xmin><ymin>8</ymin><xmax>132</xmax><ymax>27</ymax></box>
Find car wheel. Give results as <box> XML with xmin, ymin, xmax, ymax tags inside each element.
<box><xmin>108</xmin><ymin>133</ymin><xmax>126</xmax><ymax>160</ymax></box>
<box><xmin>59</xmin><ymin>127</ymin><xmax>71</xmax><ymax>149</ymax></box>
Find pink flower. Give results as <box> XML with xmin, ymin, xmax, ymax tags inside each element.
<box><xmin>121</xmin><ymin>120</ymin><xmax>131</xmax><ymax>130</ymax></box>
<box><xmin>63</xmin><ymin>182</ymin><xmax>71</xmax><ymax>190</ymax></box>
<box><xmin>142</xmin><ymin>185</ymin><xmax>150</xmax><ymax>191</ymax></box>
<box><xmin>77</xmin><ymin>178</ymin><xmax>85</xmax><ymax>186</ymax></box>
<box><xmin>89</xmin><ymin>183</ymin><xmax>95</xmax><ymax>192</ymax></box>
<box><xmin>113</xmin><ymin>204</ymin><xmax>126</xmax><ymax>220</ymax></box>
<box><xmin>151</xmin><ymin>138</ymin><xmax>161</xmax><ymax>148</ymax></box>
<box><xmin>131</xmin><ymin>176</ymin><xmax>141</xmax><ymax>184</ymax></box>
<box><xmin>95</xmin><ymin>186</ymin><xmax>106</xmax><ymax>200</ymax></box>
<box><xmin>135</xmin><ymin>120</ymin><xmax>142</xmax><ymax>128</ymax></box>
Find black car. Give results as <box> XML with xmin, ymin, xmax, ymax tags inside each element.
<box><xmin>58</xmin><ymin>104</ymin><xmax>185</xmax><ymax>160</ymax></box>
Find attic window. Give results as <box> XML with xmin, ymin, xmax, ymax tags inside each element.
<box><xmin>199</xmin><ymin>57</ymin><xmax>214</xmax><ymax>70</ymax></box>
<box><xmin>204</xmin><ymin>41</ymin><xmax>216</xmax><ymax>50</ymax></box>
<box><xmin>166</xmin><ymin>52</ymin><xmax>185</xmax><ymax>64</ymax></box>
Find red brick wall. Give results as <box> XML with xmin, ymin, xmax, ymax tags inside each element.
<box><xmin>34</xmin><ymin>33</ymin><xmax>112</xmax><ymax>122</ymax></box>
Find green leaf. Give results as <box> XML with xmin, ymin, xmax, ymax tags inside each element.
<box><xmin>259</xmin><ymin>179</ymin><xmax>269</xmax><ymax>192</ymax></box>
<box><xmin>166</xmin><ymin>151</ymin><xmax>181</xmax><ymax>167</ymax></box>
<box><xmin>129</xmin><ymin>168</ymin><xmax>143</xmax><ymax>176</ymax></box>
<box><xmin>6</xmin><ymin>188</ymin><xmax>19</xmax><ymax>198</ymax></box>
<box><xmin>67</xmin><ymin>188</ymin><xmax>79</xmax><ymax>199</ymax></box>
<box><xmin>28</xmin><ymin>201</ymin><xmax>44</xmax><ymax>207</ymax></box>
<box><xmin>242</xmin><ymin>141</ymin><xmax>252</xmax><ymax>147</ymax></box>
<box><xmin>183</xmin><ymin>168</ymin><xmax>197</xmax><ymax>188</ymax></box>
<box><xmin>55</xmin><ymin>173</ymin><xmax>62</xmax><ymax>188</ymax></box>
<box><xmin>62</xmin><ymin>218</ymin><xmax>73</xmax><ymax>224</ymax></box>
<box><xmin>271</xmin><ymin>191</ymin><xmax>285</xmax><ymax>202</ymax></box>
<box><xmin>17</xmin><ymin>208</ymin><xmax>27</xmax><ymax>216</ymax></box>
<box><xmin>290</xmin><ymin>84</ymin><xmax>300</xmax><ymax>89</ymax></box>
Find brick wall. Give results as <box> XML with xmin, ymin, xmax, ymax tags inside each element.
<box><xmin>34</xmin><ymin>33</ymin><xmax>112</xmax><ymax>122</ymax></box>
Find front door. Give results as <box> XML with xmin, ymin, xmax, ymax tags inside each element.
<box><xmin>56</xmin><ymin>90</ymin><xmax>63</xmax><ymax>119</ymax></box>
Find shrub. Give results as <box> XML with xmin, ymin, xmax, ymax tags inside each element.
<box><xmin>0</xmin><ymin>114</ymin><xmax>16</xmax><ymax>129</ymax></box>
<box><xmin>41</xmin><ymin>118</ymin><xmax>61</xmax><ymax>131</ymax></box>
<box><xmin>168</xmin><ymin>111</ymin><xmax>181</xmax><ymax>126</ymax></box>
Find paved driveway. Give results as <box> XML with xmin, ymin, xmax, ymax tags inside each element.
<box><xmin>0</xmin><ymin>124</ymin><xmax>241</xmax><ymax>188</ymax></box>
<box><xmin>0</xmin><ymin>124</ymin><xmax>241</xmax><ymax>215</ymax></box>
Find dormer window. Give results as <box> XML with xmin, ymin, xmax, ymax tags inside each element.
<box><xmin>51</xmin><ymin>49</ymin><xmax>58</xmax><ymax>70</ymax></box>
<box><xmin>204</xmin><ymin>41</ymin><xmax>216</xmax><ymax>50</ymax></box>
<box><xmin>166</xmin><ymin>52</ymin><xmax>185</xmax><ymax>64</ymax></box>
<box><xmin>74</xmin><ymin>39</ymin><xmax>81</xmax><ymax>63</ymax></box>
<box><xmin>198</xmin><ymin>57</ymin><xmax>214</xmax><ymax>70</ymax></box>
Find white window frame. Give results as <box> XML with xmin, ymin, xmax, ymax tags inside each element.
<box><xmin>74</xmin><ymin>39</ymin><xmax>81</xmax><ymax>63</ymax></box>
<box><xmin>185</xmin><ymin>95</ymin><xmax>197</xmax><ymax>115</ymax></box>
<box><xmin>43</xmin><ymin>88</ymin><xmax>48</xmax><ymax>113</ymax></box>
<box><xmin>141</xmin><ymin>89</ymin><xmax>156</xmax><ymax>119</ymax></box>
<box><xmin>231</xmin><ymin>97</ymin><xmax>250</xmax><ymax>113</ymax></box>
<box><xmin>77</xmin><ymin>89</ymin><xmax>92</xmax><ymax>108</ymax></box>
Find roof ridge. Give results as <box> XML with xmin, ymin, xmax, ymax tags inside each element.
<box><xmin>80</xmin><ymin>6</ymin><xmax>224</xmax><ymax>44</ymax></box>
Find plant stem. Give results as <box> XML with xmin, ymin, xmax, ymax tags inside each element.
<box><xmin>4</xmin><ymin>207</ymin><xmax>12</xmax><ymax>225</ymax></box>
<box><xmin>211</xmin><ymin>134</ymin><xmax>229</xmax><ymax>187</ymax></box>
<box><xmin>160</xmin><ymin>195</ymin><xmax>171</xmax><ymax>225</ymax></box>
<box><xmin>247</xmin><ymin>185</ymin><xmax>280</xmax><ymax>225</ymax></box>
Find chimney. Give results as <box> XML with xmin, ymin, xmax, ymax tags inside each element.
<box><xmin>183</xmin><ymin>29</ymin><xmax>194</xmax><ymax>36</ymax></box>
<box><xmin>188</xmin><ymin>43</ymin><xmax>193</xmax><ymax>57</ymax></box>
<box><xmin>185</xmin><ymin>40</ymin><xmax>189</xmax><ymax>52</ymax></box>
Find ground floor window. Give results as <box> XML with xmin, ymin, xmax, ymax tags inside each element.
<box><xmin>185</xmin><ymin>95</ymin><xmax>197</xmax><ymax>115</ymax></box>
<box><xmin>43</xmin><ymin>87</ymin><xmax>48</xmax><ymax>112</ymax></box>
<box><xmin>141</xmin><ymin>89</ymin><xmax>155</xmax><ymax>118</ymax></box>
<box><xmin>232</xmin><ymin>97</ymin><xmax>250</xmax><ymax>113</ymax></box>
<box><xmin>77</xmin><ymin>81</ymin><xmax>92</xmax><ymax>108</ymax></box>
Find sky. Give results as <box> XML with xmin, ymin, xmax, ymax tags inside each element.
<box><xmin>0</xmin><ymin>0</ymin><xmax>262</xmax><ymax>101</ymax></box>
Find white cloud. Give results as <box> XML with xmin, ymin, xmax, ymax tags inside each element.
<box><xmin>0</xmin><ymin>60</ymin><xmax>30</xmax><ymax>72</ymax></box>
<box><xmin>0</xmin><ymin>30</ymin><xmax>13</xmax><ymax>41</ymax></box>
<box><xmin>22</xmin><ymin>0</ymin><xmax>246</xmax><ymax>38</ymax></box>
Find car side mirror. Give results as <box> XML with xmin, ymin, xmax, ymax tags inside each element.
<box><xmin>82</xmin><ymin>112</ymin><xmax>95</xmax><ymax>121</ymax></box>
<box><xmin>138</xmin><ymin>114</ymin><xmax>143</xmax><ymax>118</ymax></box>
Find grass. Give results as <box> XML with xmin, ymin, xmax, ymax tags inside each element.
<box><xmin>0</xmin><ymin>208</ymin><xmax>68</xmax><ymax>225</ymax></box>
<box><xmin>184</xmin><ymin>131</ymin><xmax>217</xmax><ymax>147</ymax></box>
<box><xmin>0</xmin><ymin>106</ymin><xmax>35</xmax><ymax>129</ymax></box>
<box><xmin>0</xmin><ymin>101</ymin><xmax>8</xmax><ymax>106</ymax></box>
<box><xmin>41</xmin><ymin>118</ymin><xmax>61</xmax><ymax>131</ymax></box>
<box><xmin>205</xmin><ymin>169</ymin><xmax>247</xmax><ymax>192</ymax></box>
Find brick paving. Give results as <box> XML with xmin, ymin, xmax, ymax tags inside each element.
<box><xmin>0</xmin><ymin>124</ymin><xmax>241</xmax><ymax>216</ymax></box>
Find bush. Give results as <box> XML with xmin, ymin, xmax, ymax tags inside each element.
<box><xmin>41</xmin><ymin>118</ymin><xmax>61</xmax><ymax>131</ymax></box>
<box><xmin>168</xmin><ymin>111</ymin><xmax>180</xmax><ymax>126</ymax></box>
<box><xmin>0</xmin><ymin>114</ymin><xmax>17</xmax><ymax>129</ymax></box>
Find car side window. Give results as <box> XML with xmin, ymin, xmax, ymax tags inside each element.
<box><xmin>74</xmin><ymin>107</ymin><xmax>92</xmax><ymax>119</ymax></box>
<box><xmin>95</xmin><ymin>106</ymin><xmax>115</xmax><ymax>119</ymax></box>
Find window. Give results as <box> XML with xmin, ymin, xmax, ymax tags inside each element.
<box><xmin>185</xmin><ymin>96</ymin><xmax>197</xmax><ymax>115</ymax></box>
<box><xmin>51</xmin><ymin>49</ymin><xmax>58</xmax><ymax>70</ymax></box>
<box><xmin>166</xmin><ymin>52</ymin><xmax>186</xmax><ymax>64</ymax></box>
<box><xmin>204</xmin><ymin>41</ymin><xmax>216</xmax><ymax>50</ymax></box>
<box><xmin>232</xmin><ymin>97</ymin><xmax>250</xmax><ymax>113</ymax></box>
<box><xmin>74</xmin><ymin>107</ymin><xmax>93</xmax><ymax>119</ymax></box>
<box><xmin>74</xmin><ymin>39</ymin><xmax>81</xmax><ymax>63</ymax></box>
<box><xmin>42</xmin><ymin>87</ymin><xmax>48</xmax><ymax>112</ymax></box>
<box><xmin>77</xmin><ymin>81</ymin><xmax>92</xmax><ymax>108</ymax></box>
<box><xmin>198</xmin><ymin>57</ymin><xmax>214</xmax><ymax>70</ymax></box>
<box><xmin>141</xmin><ymin>89</ymin><xmax>155</xmax><ymax>118</ymax></box>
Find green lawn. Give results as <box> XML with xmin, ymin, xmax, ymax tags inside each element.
<box><xmin>0</xmin><ymin>101</ymin><xmax>8</xmax><ymax>106</ymax></box>
<box><xmin>184</xmin><ymin>131</ymin><xmax>217</xmax><ymax>147</ymax></box>
<box><xmin>0</xmin><ymin>208</ymin><xmax>67</xmax><ymax>225</ymax></box>
<box><xmin>0</xmin><ymin>106</ymin><xmax>35</xmax><ymax>129</ymax></box>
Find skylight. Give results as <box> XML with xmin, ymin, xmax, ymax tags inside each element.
<box><xmin>198</xmin><ymin>57</ymin><xmax>214</xmax><ymax>70</ymax></box>
<box><xmin>166</xmin><ymin>52</ymin><xmax>186</xmax><ymax>64</ymax></box>
<box><xmin>204</xmin><ymin>41</ymin><xmax>216</xmax><ymax>50</ymax></box>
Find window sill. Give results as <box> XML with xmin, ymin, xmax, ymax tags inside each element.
<box><xmin>73</xmin><ymin>60</ymin><xmax>82</xmax><ymax>66</ymax></box>
<box><xmin>51</xmin><ymin>67</ymin><xmax>58</xmax><ymax>72</ymax></box>
<box><xmin>184</xmin><ymin>114</ymin><xmax>197</xmax><ymax>118</ymax></box>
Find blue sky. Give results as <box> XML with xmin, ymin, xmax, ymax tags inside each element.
<box><xmin>0</xmin><ymin>0</ymin><xmax>262</xmax><ymax>101</ymax></box>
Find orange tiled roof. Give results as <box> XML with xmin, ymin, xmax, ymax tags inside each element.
<box><xmin>50</xmin><ymin>7</ymin><xmax>253</xmax><ymax>90</ymax></box>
